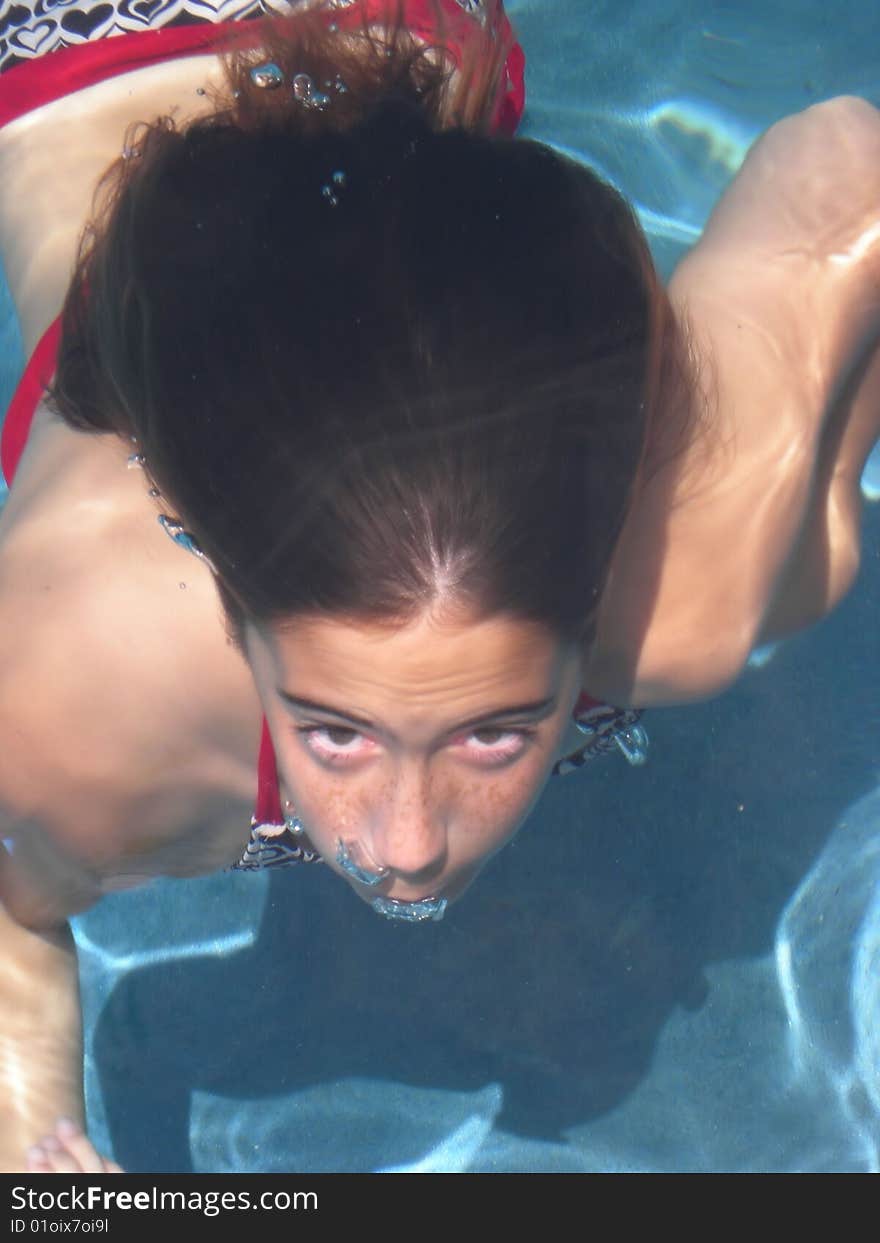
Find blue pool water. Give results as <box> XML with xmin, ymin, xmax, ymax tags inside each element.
<box><xmin>2</xmin><ymin>0</ymin><xmax>880</xmax><ymax>1172</ymax></box>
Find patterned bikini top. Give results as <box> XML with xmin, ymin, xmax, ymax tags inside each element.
<box><xmin>0</xmin><ymin>1</ymin><xmax>292</xmax><ymax>73</ymax></box>
<box><xmin>232</xmin><ymin>695</ymin><xmax>647</xmax><ymax>871</ymax></box>
<box><xmin>0</xmin><ymin>0</ymin><xmax>491</xmax><ymax>74</ymax></box>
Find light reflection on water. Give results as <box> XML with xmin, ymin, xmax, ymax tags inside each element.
<box><xmin>1</xmin><ymin>0</ymin><xmax>879</xmax><ymax>1172</ymax></box>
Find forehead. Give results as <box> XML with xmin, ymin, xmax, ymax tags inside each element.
<box><xmin>261</xmin><ymin>611</ymin><xmax>576</xmax><ymax>718</ymax></box>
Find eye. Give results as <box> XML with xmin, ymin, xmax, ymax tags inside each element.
<box><xmin>297</xmin><ymin>725</ymin><xmax>375</xmax><ymax>763</ymax></box>
<box><xmin>458</xmin><ymin>727</ymin><xmax>535</xmax><ymax>764</ymax></box>
<box><xmin>294</xmin><ymin>724</ymin><xmax>537</xmax><ymax>767</ymax></box>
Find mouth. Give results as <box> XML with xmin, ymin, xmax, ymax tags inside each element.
<box><xmin>369</xmin><ymin>894</ymin><xmax>449</xmax><ymax>923</ymax></box>
<box><xmin>336</xmin><ymin>839</ymin><xmax>450</xmax><ymax>920</ymax></box>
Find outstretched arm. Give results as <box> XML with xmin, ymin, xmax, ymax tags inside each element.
<box><xmin>0</xmin><ymin>900</ymin><xmax>84</xmax><ymax>1172</ymax></box>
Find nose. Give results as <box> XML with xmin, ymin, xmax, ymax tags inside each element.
<box><xmin>365</xmin><ymin>765</ymin><xmax>448</xmax><ymax>885</ymax></box>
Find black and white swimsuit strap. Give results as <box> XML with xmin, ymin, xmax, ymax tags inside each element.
<box><xmin>0</xmin><ymin>0</ymin><xmax>489</xmax><ymax>75</ymax></box>
<box><xmin>0</xmin><ymin>1</ymin><xmax>292</xmax><ymax>75</ymax></box>
<box><xmin>552</xmin><ymin>704</ymin><xmax>645</xmax><ymax>776</ymax></box>
<box><xmin>232</xmin><ymin>817</ymin><xmax>324</xmax><ymax>871</ymax></box>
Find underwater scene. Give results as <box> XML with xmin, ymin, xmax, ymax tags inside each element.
<box><xmin>1</xmin><ymin>0</ymin><xmax>879</xmax><ymax>1172</ymax></box>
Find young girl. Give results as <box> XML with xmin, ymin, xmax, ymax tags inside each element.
<box><xmin>1</xmin><ymin>0</ymin><xmax>878</xmax><ymax>1171</ymax></box>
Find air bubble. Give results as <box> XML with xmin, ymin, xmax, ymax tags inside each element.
<box><xmin>292</xmin><ymin>73</ymin><xmax>331</xmax><ymax>110</ymax></box>
<box><xmin>292</xmin><ymin>73</ymin><xmax>314</xmax><ymax>101</ymax></box>
<box><xmin>250</xmin><ymin>62</ymin><xmax>284</xmax><ymax>90</ymax></box>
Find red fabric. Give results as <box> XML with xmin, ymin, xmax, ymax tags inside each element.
<box><xmin>574</xmin><ymin>690</ymin><xmax>602</xmax><ymax>714</ymax></box>
<box><xmin>0</xmin><ymin>316</ymin><xmax>61</xmax><ymax>483</ymax></box>
<box><xmin>0</xmin><ymin>1</ymin><xmax>525</xmax><ymax>134</ymax></box>
<box><xmin>0</xmin><ymin>0</ymin><xmax>525</xmax><ymax>826</ymax></box>
<box><xmin>0</xmin><ymin>24</ymin><xmax>260</xmax><ymax>130</ymax></box>
<box><xmin>256</xmin><ymin>716</ymin><xmax>284</xmax><ymax>826</ymax></box>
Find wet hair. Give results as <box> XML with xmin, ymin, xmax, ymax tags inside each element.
<box><xmin>49</xmin><ymin>0</ymin><xmax>692</xmax><ymax>650</ymax></box>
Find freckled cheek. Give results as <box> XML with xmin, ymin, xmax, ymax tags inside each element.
<box><xmin>283</xmin><ymin>765</ymin><xmax>365</xmax><ymax>843</ymax></box>
<box><xmin>451</xmin><ymin>761</ymin><xmax>549</xmax><ymax>859</ymax></box>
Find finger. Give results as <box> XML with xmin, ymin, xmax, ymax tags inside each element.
<box><xmin>34</xmin><ymin>1134</ymin><xmax>83</xmax><ymax>1174</ymax></box>
<box><xmin>54</xmin><ymin>1119</ymin><xmax>109</xmax><ymax>1175</ymax></box>
<box><xmin>25</xmin><ymin>1145</ymin><xmax>54</xmax><ymax>1174</ymax></box>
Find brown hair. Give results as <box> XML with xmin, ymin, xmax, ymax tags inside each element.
<box><xmin>49</xmin><ymin>0</ymin><xmax>682</xmax><ymax>649</ymax></box>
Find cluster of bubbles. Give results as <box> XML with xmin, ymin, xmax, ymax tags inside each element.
<box><xmin>248</xmin><ymin>61</ymin><xmax>349</xmax><ymax>112</ymax></box>
<box><xmin>321</xmin><ymin>170</ymin><xmax>348</xmax><ymax>207</ymax></box>
<box><xmin>246</xmin><ymin>62</ymin><xmax>351</xmax><ymax>206</ymax></box>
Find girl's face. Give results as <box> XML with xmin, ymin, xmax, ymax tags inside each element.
<box><xmin>246</xmin><ymin>609</ymin><xmax>585</xmax><ymax>916</ymax></box>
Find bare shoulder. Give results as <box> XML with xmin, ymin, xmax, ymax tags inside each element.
<box><xmin>760</xmin><ymin>95</ymin><xmax>880</xmax><ymax>148</ymax></box>
<box><xmin>756</xmin><ymin>96</ymin><xmax>880</xmax><ymax>235</ymax></box>
<box><xmin>765</xmin><ymin>95</ymin><xmax>880</xmax><ymax>155</ymax></box>
<box><xmin>0</xmin><ymin>419</ymin><xmax>262</xmax><ymax>881</ymax></box>
<box><xmin>607</xmin><ymin>100</ymin><xmax>880</xmax><ymax>708</ymax></box>
<box><xmin>698</xmin><ymin>96</ymin><xmax>880</xmax><ymax>270</ymax></box>
<box><xmin>0</xmin><ymin>555</ymin><xmax>260</xmax><ymax>887</ymax></box>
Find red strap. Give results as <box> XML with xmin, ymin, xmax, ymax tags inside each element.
<box><xmin>1</xmin><ymin>315</ymin><xmax>61</xmax><ymax>485</ymax></box>
<box><xmin>255</xmin><ymin>716</ymin><xmax>284</xmax><ymax>826</ymax></box>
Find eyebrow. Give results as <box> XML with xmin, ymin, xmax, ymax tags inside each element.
<box><xmin>276</xmin><ymin>691</ymin><xmax>558</xmax><ymax>734</ymax></box>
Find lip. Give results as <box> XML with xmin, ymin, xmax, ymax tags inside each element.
<box><xmin>342</xmin><ymin>864</ymin><xmax>449</xmax><ymax>905</ymax></box>
<box><xmin>340</xmin><ymin>857</ymin><xmax>479</xmax><ymax>917</ymax></box>
<box><xmin>370</xmin><ymin>893</ymin><xmax>449</xmax><ymax>923</ymax></box>
<box><xmin>371</xmin><ymin>861</ymin><xmax>480</xmax><ymax>906</ymax></box>
<box><xmin>349</xmin><ymin>870</ymin><xmax>456</xmax><ymax>919</ymax></box>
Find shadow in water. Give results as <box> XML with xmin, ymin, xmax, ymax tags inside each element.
<box><xmin>85</xmin><ymin>505</ymin><xmax>879</xmax><ymax>1171</ymax></box>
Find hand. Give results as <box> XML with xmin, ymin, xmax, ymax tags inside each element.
<box><xmin>26</xmin><ymin>1120</ymin><xmax>123</xmax><ymax>1174</ymax></box>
